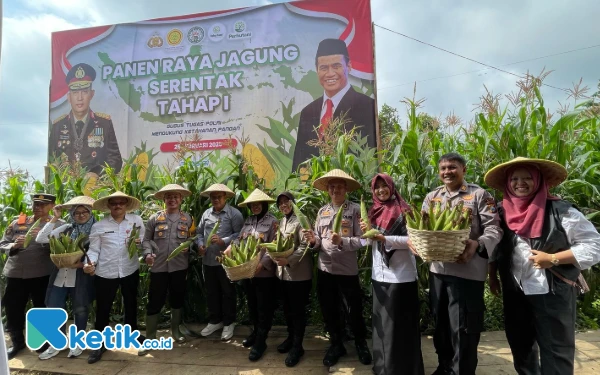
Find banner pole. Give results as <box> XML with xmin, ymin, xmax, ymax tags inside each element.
<box><xmin>372</xmin><ymin>21</ymin><xmax>382</xmax><ymax>169</ymax></box>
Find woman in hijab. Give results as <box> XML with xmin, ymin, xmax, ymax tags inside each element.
<box><xmin>226</xmin><ymin>189</ymin><xmax>278</xmax><ymax>362</ymax></box>
<box><xmin>360</xmin><ymin>173</ymin><xmax>424</xmax><ymax>375</ymax></box>
<box><xmin>35</xmin><ymin>196</ymin><xmax>96</xmax><ymax>360</ymax></box>
<box><xmin>485</xmin><ymin>157</ymin><xmax>600</xmax><ymax>375</ymax></box>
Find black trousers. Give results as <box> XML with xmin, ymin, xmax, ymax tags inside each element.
<box><xmin>281</xmin><ymin>279</ymin><xmax>312</xmax><ymax>339</ymax></box>
<box><xmin>2</xmin><ymin>276</ymin><xmax>49</xmax><ymax>341</ymax></box>
<box><xmin>244</xmin><ymin>277</ymin><xmax>277</xmax><ymax>335</ymax></box>
<box><xmin>372</xmin><ymin>279</ymin><xmax>424</xmax><ymax>375</ymax></box>
<box><xmin>501</xmin><ymin>270</ymin><xmax>576</xmax><ymax>375</ymax></box>
<box><xmin>94</xmin><ymin>271</ymin><xmax>139</xmax><ymax>332</ymax></box>
<box><xmin>317</xmin><ymin>269</ymin><xmax>367</xmax><ymax>341</ymax></box>
<box><xmin>429</xmin><ymin>272</ymin><xmax>484</xmax><ymax>375</ymax></box>
<box><xmin>147</xmin><ymin>270</ymin><xmax>187</xmax><ymax>315</ymax></box>
<box><xmin>203</xmin><ymin>264</ymin><xmax>236</xmax><ymax>325</ymax></box>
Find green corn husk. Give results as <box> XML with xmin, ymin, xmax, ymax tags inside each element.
<box><xmin>332</xmin><ymin>205</ymin><xmax>344</xmax><ymax>234</ymax></box>
<box><xmin>23</xmin><ymin>218</ymin><xmax>42</xmax><ymax>248</ymax></box>
<box><xmin>361</xmin><ymin>228</ymin><xmax>382</xmax><ymax>239</ymax></box>
<box><xmin>292</xmin><ymin>203</ymin><xmax>311</xmax><ymax>230</ymax></box>
<box><xmin>49</xmin><ymin>233</ymin><xmax>88</xmax><ymax>255</ymax></box>
<box><xmin>206</xmin><ymin>220</ymin><xmax>221</xmax><ymax>246</ymax></box>
<box><xmin>360</xmin><ymin>195</ymin><xmax>371</xmax><ymax>231</ymax></box>
<box><xmin>166</xmin><ymin>235</ymin><xmax>198</xmax><ymax>262</ymax></box>
<box><xmin>127</xmin><ymin>225</ymin><xmax>140</xmax><ymax>259</ymax></box>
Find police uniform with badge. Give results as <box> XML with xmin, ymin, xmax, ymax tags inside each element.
<box><xmin>0</xmin><ymin>194</ymin><xmax>62</xmax><ymax>359</ymax></box>
<box><xmin>306</xmin><ymin>169</ymin><xmax>372</xmax><ymax>367</ymax></box>
<box><xmin>274</xmin><ymin>191</ymin><xmax>313</xmax><ymax>367</ymax></box>
<box><xmin>421</xmin><ymin>154</ymin><xmax>503</xmax><ymax>375</ymax></box>
<box><xmin>236</xmin><ymin>189</ymin><xmax>279</xmax><ymax>362</ymax></box>
<box><xmin>141</xmin><ymin>185</ymin><xmax>193</xmax><ymax>352</ymax></box>
<box><xmin>49</xmin><ymin>63</ymin><xmax>122</xmax><ymax>175</ymax></box>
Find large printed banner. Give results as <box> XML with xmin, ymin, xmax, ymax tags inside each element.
<box><xmin>49</xmin><ymin>0</ymin><xmax>376</xmax><ymax>186</ymax></box>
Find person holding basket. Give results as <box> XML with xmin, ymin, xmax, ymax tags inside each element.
<box><xmin>485</xmin><ymin>157</ymin><xmax>600</xmax><ymax>374</ymax></box>
<box><xmin>360</xmin><ymin>174</ymin><xmax>424</xmax><ymax>375</ymax></box>
<box><xmin>35</xmin><ymin>196</ymin><xmax>96</xmax><ymax>360</ymax></box>
<box><xmin>408</xmin><ymin>153</ymin><xmax>503</xmax><ymax>375</ymax></box>
<box><xmin>271</xmin><ymin>191</ymin><xmax>313</xmax><ymax>367</ymax></box>
<box><xmin>227</xmin><ymin>189</ymin><xmax>278</xmax><ymax>361</ymax></box>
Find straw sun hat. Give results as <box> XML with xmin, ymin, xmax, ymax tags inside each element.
<box><xmin>484</xmin><ymin>157</ymin><xmax>568</xmax><ymax>191</ymax></box>
<box><xmin>57</xmin><ymin>196</ymin><xmax>96</xmax><ymax>209</ymax></box>
<box><xmin>238</xmin><ymin>189</ymin><xmax>275</xmax><ymax>208</ymax></box>
<box><xmin>92</xmin><ymin>191</ymin><xmax>141</xmax><ymax>212</ymax></box>
<box><xmin>153</xmin><ymin>184</ymin><xmax>192</xmax><ymax>200</ymax></box>
<box><xmin>312</xmin><ymin>169</ymin><xmax>361</xmax><ymax>192</ymax></box>
<box><xmin>200</xmin><ymin>183</ymin><xmax>235</xmax><ymax>198</ymax></box>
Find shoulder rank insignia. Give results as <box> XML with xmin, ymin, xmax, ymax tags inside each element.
<box><xmin>53</xmin><ymin>114</ymin><xmax>67</xmax><ymax>125</ymax></box>
<box><xmin>95</xmin><ymin>112</ymin><xmax>111</xmax><ymax>120</ymax></box>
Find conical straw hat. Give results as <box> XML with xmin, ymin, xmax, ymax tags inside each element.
<box><xmin>238</xmin><ymin>189</ymin><xmax>275</xmax><ymax>207</ymax></box>
<box><xmin>313</xmin><ymin>169</ymin><xmax>361</xmax><ymax>192</ymax></box>
<box><xmin>92</xmin><ymin>191</ymin><xmax>141</xmax><ymax>213</ymax></box>
<box><xmin>484</xmin><ymin>157</ymin><xmax>567</xmax><ymax>191</ymax></box>
<box><xmin>57</xmin><ymin>196</ymin><xmax>96</xmax><ymax>209</ymax></box>
<box><xmin>199</xmin><ymin>183</ymin><xmax>235</xmax><ymax>198</ymax></box>
<box><xmin>154</xmin><ymin>184</ymin><xmax>192</xmax><ymax>200</ymax></box>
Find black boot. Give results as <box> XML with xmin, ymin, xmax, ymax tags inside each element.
<box><xmin>87</xmin><ymin>345</ymin><xmax>107</xmax><ymax>364</ymax></box>
<box><xmin>285</xmin><ymin>336</ymin><xmax>305</xmax><ymax>367</ymax></box>
<box><xmin>242</xmin><ymin>327</ymin><xmax>257</xmax><ymax>348</ymax></box>
<box><xmin>7</xmin><ymin>333</ymin><xmax>26</xmax><ymax>360</ymax></box>
<box><xmin>248</xmin><ymin>330</ymin><xmax>267</xmax><ymax>362</ymax></box>
<box><xmin>323</xmin><ymin>334</ymin><xmax>346</xmax><ymax>367</ymax></box>
<box><xmin>355</xmin><ymin>339</ymin><xmax>372</xmax><ymax>365</ymax></box>
<box><xmin>277</xmin><ymin>334</ymin><xmax>294</xmax><ymax>353</ymax></box>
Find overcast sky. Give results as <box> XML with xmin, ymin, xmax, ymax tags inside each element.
<box><xmin>1</xmin><ymin>0</ymin><xmax>599</xmax><ymax>179</ymax></box>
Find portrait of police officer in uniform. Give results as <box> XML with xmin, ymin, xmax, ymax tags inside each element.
<box><xmin>291</xmin><ymin>38</ymin><xmax>377</xmax><ymax>171</ymax></box>
<box><xmin>49</xmin><ymin>63</ymin><xmax>122</xmax><ymax>177</ymax></box>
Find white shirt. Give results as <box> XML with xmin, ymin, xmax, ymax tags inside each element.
<box><xmin>320</xmin><ymin>82</ymin><xmax>352</xmax><ymax>120</ymax></box>
<box><xmin>371</xmin><ymin>235</ymin><xmax>418</xmax><ymax>283</ymax></box>
<box><xmin>512</xmin><ymin>207</ymin><xmax>600</xmax><ymax>295</ymax></box>
<box><xmin>88</xmin><ymin>214</ymin><xmax>145</xmax><ymax>279</ymax></box>
<box><xmin>0</xmin><ymin>299</ymin><xmax>10</xmax><ymax>374</ymax></box>
<box><xmin>36</xmin><ymin>222</ymin><xmax>77</xmax><ymax>287</ymax></box>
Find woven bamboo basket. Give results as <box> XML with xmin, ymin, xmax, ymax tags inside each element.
<box><xmin>222</xmin><ymin>255</ymin><xmax>260</xmax><ymax>281</ymax></box>
<box><xmin>266</xmin><ymin>248</ymin><xmax>295</xmax><ymax>259</ymax></box>
<box><xmin>407</xmin><ymin>228</ymin><xmax>470</xmax><ymax>262</ymax></box>
<box><xmin>50</xmin><ymin>251</ymin><xmax>84</xmax><ymax>268</ymax></box>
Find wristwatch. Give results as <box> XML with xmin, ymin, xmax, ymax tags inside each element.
<box><xmin>551</xmin><ymin>254</ymin><xmax>560</xmax><ymax>266</ymax></box>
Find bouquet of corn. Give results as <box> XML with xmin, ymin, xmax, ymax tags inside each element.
<box><xmin>261</xmin><ymin>230</ymin><xmax>295</xmax><ymax>259</ymax></box>
<box><xmin>49</xmin><ymin>233</ymin><xmax>88</xmax><ymax>268</ymax></box>
<box><xmin>216</xmin><ymin>235</ymin><xmax>261</xmax><ymax>281</ymax></box>
<box><xmin>406</xmin><ymin>201</ymin><xmax>471</xmax><ymax>231</ymax></box>
<box><xmin>405</xmin><ymin>201</ymin><xmax>473</xmax><ymax>262</ymax></box>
